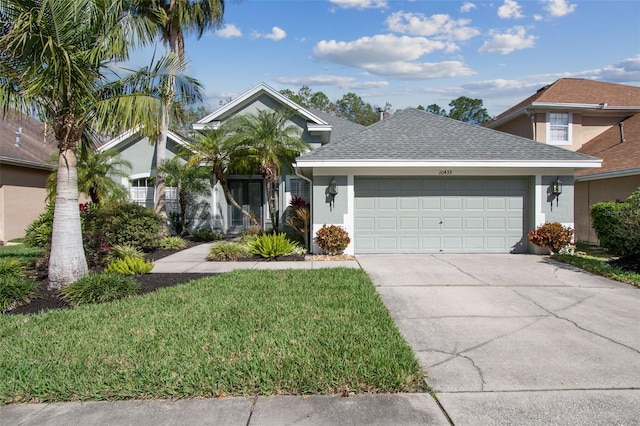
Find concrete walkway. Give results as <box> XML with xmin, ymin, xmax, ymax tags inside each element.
<box><xmin>359</xmin><ymin>254</ymin><xmax>640</xmax><ymax>425</ymax></box>
<box><xmin>4</xmin><ymin>250</ymin><xmax>639</xmax><ymax>425</ymax></box>
<box><xmin>150</xmin><ymin>242</ymin><xmax>361</xmax><ymax>273</ymax></box>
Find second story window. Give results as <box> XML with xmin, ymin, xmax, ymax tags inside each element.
<box><xmin>547</xmin><ymin>113</ymin><xmax>571</xmax><ymax>145</ymax></box>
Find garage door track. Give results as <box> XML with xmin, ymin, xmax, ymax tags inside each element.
<box><xmin>358</xmin><ymin>254</ymin><xmax>640</xmax><ymax>425</ymax></box>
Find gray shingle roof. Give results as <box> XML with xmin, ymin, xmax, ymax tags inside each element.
<box><xmin>306</xmin><ymin>107</ymin><xmax>365</xmax><ymax>142</ymax></box>
<box><xmin>298</xmin><ymin>108</ymin><xmax>599</xmax><ymax>162</ymax></box>
<box><xmin>1</xmin><ymin>112</ymin><xmax>56</xmax><ymax>168</ymax></box>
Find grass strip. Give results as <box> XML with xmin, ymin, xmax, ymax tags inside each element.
<box><xmin>552</xmin><ymin>254</ymin><xmax>640</xmax><ymax>288</ymax></box>
<box><xmin>0</xmin><ymin>268</ymin><xmax>426</xmax><ymax>403</ymax></box>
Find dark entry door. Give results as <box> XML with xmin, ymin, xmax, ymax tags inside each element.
<box><xmin>228</xmin><ymin>179</ymin><xmax>263</xmax><ymax>230</ymax></box>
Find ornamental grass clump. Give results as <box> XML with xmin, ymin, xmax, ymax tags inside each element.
<box><xmin>60</xmin><ymin>272</ymin><xmax>140</xmax><ymax>306</ymax></box>
<box><xmin>0</xmin><ymin>258</ymin><xmax>25</xmax><ymax>279</ymax></box>
<box><xmin>528</xmin><ymin>222</ymin><xmax>574</xmax><ymax>254</ymax></box>
<box><xmin>108</xmin><ymin>244</ymin><xmax>144</xmax><ymax>262</ymax></box>
<box><xmin>105</xmin><ymin>256</ymin><xmax>154</xmax><ymax>275</ymax></box>
<box><xmin>315</xmin><ymin>225</ymin><xmax>351</xmax><ymax>255</ymax></box>
<box><xmin>0</xmin><ymin>276</ymin><xmax>38</xmax><ymax>312</ymax></box>
<box><xmin>207</xmin><ymin>242</ymin><xmax>251</xmax><ymax>261</ymax></box>
<box><xmin>247</xmin><ymin>233</ymin><xmax>298</xmax><ymax>258</ymax></box>
<box><xmin>160</xmin><ymin>236</ymin><xmax>188</xmax><ymax>250</ymax></box>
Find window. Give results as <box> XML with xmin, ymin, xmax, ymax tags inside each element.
<box><xmin>130</xmin><ymin>177</ymin><xmax>154</xmax><ymax>208</ymax></box>
<box><xmin>547</xmin><ymin>113</ymin><xmax>571</xmax><ymax>145</ymax></box>
<box><xmin>290</xmin><ymin>178</ymin><xmax>310</xmax><ymax>203</ymax></box>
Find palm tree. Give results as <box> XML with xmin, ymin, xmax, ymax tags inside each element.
<box><xmin>0</xmin><ymin>0</ymin><xmax>163</xmax><ymax>288</ymax></box>
<box><xmin>140</xmin><ymin>0</ymin><xmax>226</xmax><ymax>219</ymax></box>
<box><xmin>228</xmin><ymin>109</ymin><xmax>310</xmax><ymax>230</ymax></box>
<box><xmin>47</xmin><ymin>148</ymin><xmax>133</xmax><ymax>205</ymax></box>
<box><xmin>157</xmin><ymin>156</ymin><xmax>210</xmax><ymax>234</ymax></box>
<box><xmin>186</xmin><ymin>129</ymin><xmax>257</xmax><ymax>226</ymax></box>
<box><xmin>117</xmin><ymin>52</ymin><xmax>203</xmax><ymax>222</ymax></box>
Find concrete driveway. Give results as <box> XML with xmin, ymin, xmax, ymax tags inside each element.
<box><xmin>358</xmin><ymin>254</ymin><xmax>640</xmax><ymax>425</ymax></box>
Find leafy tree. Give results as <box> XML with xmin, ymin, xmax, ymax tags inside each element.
<box><xmin>140</xmin><ymin>0</ymin><xmax>225</xmax><ymax>220</ymax></box>
<box><xmin>157</xmin><ymin>157</ymin><xmax>210</xmax><ymax>235</ymax></box>
<box><xmin>175</xmin><ymin>103</ymin><xmax>209</xmax><ymax>132</ymax></box>
<box><xmin>334</xmin><ymin>93</ymin><xmax>391</xmax><ymax>126</ymax></box>
<box><xmin>227</xmin><ymin>109</ymin><xmax>310</xmax><ymax>230</ymax></box>
<box><xmin>0</xmin><ymin>0</ymin><xmax>163</xmax><ymax>288</ymax></box>
<box><xmin>47</xmin><ymin>148</ymin><xmax>132</xmax><ymax>205</ymax></box>
<box><xmin>280</xmin><ymin>86</ymin><xmax>333</xmax><ymax>112</ymax></box>
<box><xmin>425</xmin><ymin>104</ymin><xmax>447</xmax><ymax>116</ymax></box>
<box><xmin>185</xmin><ymin>129</ymin><xmax>257</xmax><ymax>225</ymax></box>
<box><xmin>448</xmin><ymin>96</ymin><xmax>491</xmax><ymax>125</ymax></box>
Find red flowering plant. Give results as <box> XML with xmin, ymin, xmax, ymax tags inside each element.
<box><xmin>286</xmin><ymin>196</ymin><xmax>310</xmax><ymax>250</ymax></box>
<box><xmin>528</xmin><ymin>222</ymin><xmax>574</xmax><ymax>254</ymax></box>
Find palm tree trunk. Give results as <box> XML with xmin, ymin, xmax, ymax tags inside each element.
<box><xmin>213</xmin><ymin>170</ymin><xmax>257</xmax><ymax>226</ymax></box>
<box><xmin>265</xmin><ymin>178</ymin><xmax>277</xmax><ymax>231</ymax></box>
<box><xmin>48</xmin><ymin>148</ymin><xmax>88</xmax><ymax>289</ymax></box>
<box><xmin>155</xmin><ymin>101</ymin><xmax>169</xmax><ymax>221</ymax></box>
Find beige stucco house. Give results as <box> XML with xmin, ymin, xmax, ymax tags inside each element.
<box><xmin>0</xmin><ymin>113</ymin><xmax>56</xmax><ymax>243</ymax></box>
<box><xmin>486</xmin><ymin>78</ymin><xmax>640</xmax><ymax>243</ymax></box>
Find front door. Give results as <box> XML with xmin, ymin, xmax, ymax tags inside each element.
<box><xmin>228</xmin><ymin>179</ymin><xmax>263</xmax><ymax>231</ymax></box>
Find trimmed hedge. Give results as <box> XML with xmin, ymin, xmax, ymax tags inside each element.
<box><xmin>591</xmin><ymin>188</ymin><xmax>640</xmax><ymax>256</ymax></box>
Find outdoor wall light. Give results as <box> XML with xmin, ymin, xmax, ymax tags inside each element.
<box><xmin>329</xmin><ymin>177</ymin><xmax>338</xmax><ymax>210</ymax></box>
<box><xmin>552</xmin><ymin>177</ymin><xmax>562</xmax><ymax>207</ymax></box>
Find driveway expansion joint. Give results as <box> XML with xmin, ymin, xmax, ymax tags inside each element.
<box><xmin>513</xmin><ymin>289</ymin><xmax>640</xmax><ymax>355</ymax></box>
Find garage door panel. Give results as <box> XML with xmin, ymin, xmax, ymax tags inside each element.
<box><xmin>354</xmin><ymin>177</ymin><xmax>526</xmax><ymax>254</ymax></box>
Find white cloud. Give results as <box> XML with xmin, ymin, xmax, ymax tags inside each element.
<box><xmin>478</xmin><ymin>26</ymin><xmax>536</xmax><ymax>54</ymax></box>
<box><xmin>460</xmin><ymin>2</ymin><xmax>476</xmax><ymax>13</ymax></box>
<box><xmin>276</xmin><ymin>75</ymin><xmax>389</xmax><ymax>90</ymax></box>
<box><xmin>535</xmin><ymin>55</ymin><xmax>640</xmax><ymax>83</ymax></box>
<box><xmin>498</xmin><ymin>0</ymin><xmax>524</xmax><ymax>19</ymax></box>
<box><xmin>541</xmin><ymin>0</ymin><xmax>577</xmax><ymax>17</ymax></box>
<box><xmin>365</xmin><ymin>61</ymin><xmax>475</xmax><ymax>80</ymax></box>
<box><xmin>313</xmin><ymin>34</ymin><xmax>474</xmax><ymax>80</ymax></box>
<box><xmin>215</xmin><ymin>24</ymin><xmax>242</xmax><ymax>38</ymax></box>
<box><xmin>533</xmin><ymin>14</ymin><xmax>543</xmax><ymax>21</ymax></box>
<box><xmin>252</xmin><ymin>26</ymin><xmax>287</xmax><ymax>41</ymax></box>
<box><xmin>314</xmin><ymin>34</ymin><xmax>447</xmax><ymax>66</ymax></box>
<box><xmin>386</xmin><ymin>12</ymin><xmax>480</xmax><ymax>41</ymax></box>
<box><xmin>329</xmin><ymin>0</ymin><xmax>387</xmax><ymax>9</ymax></box>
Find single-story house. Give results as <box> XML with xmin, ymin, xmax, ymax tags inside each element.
<box><xmin>0</xmin><ymin>113</ymin><xmax>56</xmax><ymax>243</ymax></box>
<box><xmin>107</xmin><ymin>82</ymin><xmax>602</xmax><ymax>254</ymax></box>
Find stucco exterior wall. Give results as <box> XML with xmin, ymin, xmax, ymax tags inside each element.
<box><xmin>574</xmin><ymin>175</ymin><xmax>640</xmax><ymax>243</ymax></box>
<box><xmin>540</xmin><ymin>175</ymin><xmax>574</xmax><ymax>224</ymax></box>
<box><xmin>0</xmin><ymin>164</ymin><xmax>50</xmax><ymax>242</ymax></box>
<box><xmin>493</xmin><ymin>114</ymin><xmax>533</xmax><ymax>139</ymax></box>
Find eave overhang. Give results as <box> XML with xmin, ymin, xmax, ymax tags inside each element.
<box><xmin>295</xmin><ymin>159</ymin><xmax>603</xmax><ymax>169</ymax></box>
<box><xmin>0</xmin><ymin>156</ymin><xmax>53</xmax><ymax>171</ymax></box>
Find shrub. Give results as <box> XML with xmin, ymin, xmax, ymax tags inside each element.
<box><xmin>315</xmin><ymin>225</ymin><xmax>351</xmax><ymax>255</ymax></box>
<box><xmin>247</xmin><ymin>233</ymin><xmax>299</xmax><ymax>258</ymax></box>
<box><xmin>23</xmin><ymin>203</ymin><xmax>55</xmax><ymax>248</ymax></box>
<box><xmin>190</xmin><ymin>228</ymin><xmax>224</xmax><ymax>242</ymax></box>
<box><xmin>528</xmin><ymin>222</ymin><xmax>574</xmax><ymax>253</ymax></box>
<box><xmin>207</xmin><ymin>242</ymin><xmax>250</xmax><ymax>261</ymax></box>
<box><xmin>105</xmin><ymin>256</ymin><xmax>154</xmax><ymax>275</ymax></box>
<box><xmin>591</xmin><ymin>189</ymin><xmax>640</xmax><ymax>256</ymax></box>
<box><xmin>83</xmin><ymin>202</ymin><xmax>164</xmax><ymax>250</ymax></box>
<box><xmin>286</xmin><ymin>197</ymin><xmax>310</xmax><ymax>250</ymax></box>
<box><xmin>0</xmin><ymin>258</ymin><xmax>26</xmax><ymax>279</ymax></box>
<box><xmin>108</xmin><ymin>244</ymin><xmax>144</xmax><ymax>262</ymax></box>
<box><xmin>0</xmin><ymin>276</ymin><xmax>37</xmax><ymax>311</ymax></box>
<box><xmin>61</xmin><ymin>272</ymin><xmax>140</xmax><ymax>306</ymax></box>
<box><xmin>160</xmin><ymin>236</ymin><xmax>188</xmax><ymax>250</ymax></box>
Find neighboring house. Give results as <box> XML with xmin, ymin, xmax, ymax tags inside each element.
<box><xmin>485</xmin><ymin>78</ymin><xmax>640</xmax><ymax>151</ymax></box>
<box><xmin>108</xmin><ymin>82</ymin><xmax>601</xmax><ymax>254</ymax></box>
<box><xmin>486</xmin><ymin>78</ymin><xmax>640</xmax><ymax>243</ymax></box>
<box><xmin>574</xmin><ymin>113</ymin><xmax>640</xmax><ymax>242</ymax></box>
<box><xmin>296</xmin><ymin>108</ymin><xmax>600</xmax><ymax>254</ymax></box>
<box><xmin>0</xmin><ymin>113</ymin><xmax>56</xmax><ymax>243</ymax></box>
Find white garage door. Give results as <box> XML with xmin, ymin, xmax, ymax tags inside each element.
<box><xmin>354</xmin><ymin>177</ymin><xmax>528</xmax><ymax>253</ymax></box>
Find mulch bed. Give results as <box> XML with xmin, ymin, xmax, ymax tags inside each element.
<box><xmin>6</xmin><ymin>241</ymin><xmax>218</xmax><ymax>316</ymax></box>
<box><xmin>608</xmin><ymin>254</ymin><xmax>640</xmax><ymax>274</ymax></box>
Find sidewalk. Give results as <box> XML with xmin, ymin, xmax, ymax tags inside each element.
<box><xmin>1</xmin><ymin>394</ymin><xmax>448</xmax><ymax>425</ymax></box>
<box><xmin>150</xmin><ymin>242</ymin><xmax>361</xmax><ymax>273</ymax></box>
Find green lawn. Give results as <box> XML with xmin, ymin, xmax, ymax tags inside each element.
<box><xmin>0</xmin><ymin>268</ymin><xmax>426</xmax><ymax>403</ymax></box>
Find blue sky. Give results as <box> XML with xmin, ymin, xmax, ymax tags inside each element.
<box><xmin>129</xmin><ymin>0</ymin><xmax>640</xmax><ymax>117</ymax></box>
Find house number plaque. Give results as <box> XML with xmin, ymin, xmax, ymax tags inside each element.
<box><xmin>438</xmin><ymin>170</ymin><xmax>453</xmax><ymax>175</ymax></box>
